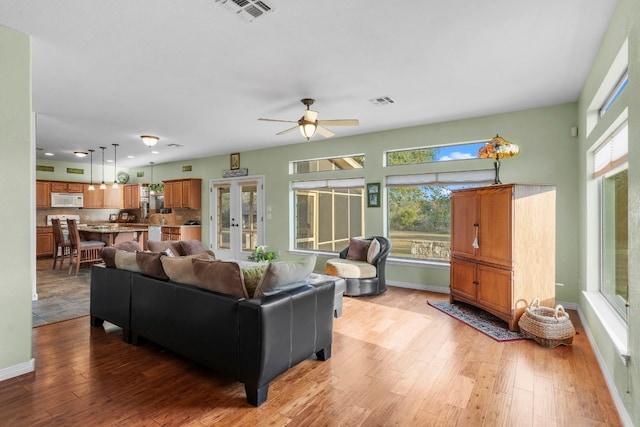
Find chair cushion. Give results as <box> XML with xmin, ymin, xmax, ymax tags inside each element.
<box><xmin>345</xmin><ymin>238</ymin><xmax>369</xmax><ymax>261</ymax></box>
<box><xmin>367</xmin><ymin>238</ymin><xmax>381</xmax><ymax>264</ymax></box>
<box><xmin>325</xmin><ymin>258</ymin><xmax>377</xmax><ymax>279</ymax></box>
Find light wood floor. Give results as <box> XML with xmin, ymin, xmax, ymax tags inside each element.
<box><xmin>5</xmin><ymin>280</ymin><xmax>623</xmax><ymax>426</ymax></box>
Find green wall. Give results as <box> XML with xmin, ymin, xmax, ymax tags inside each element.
<box><xmin>126</xmin><ymin>102</ymin><xmax>579</xmax><ymax>302</ymax></box>
<box><xmin>577</xmin><ymin>0</ymin><xmax>638</xmax><ymax>424</ymax></box>
<box><xmin>0</xmin><ymin>26</ymin><xmax>34</xmax><ymax>378</ymax></box>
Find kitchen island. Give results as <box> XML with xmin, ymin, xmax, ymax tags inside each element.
<box><xmin>79</xmin><ymin>225</ymin><xmax>149</xmax><ymax>249</ymax></box>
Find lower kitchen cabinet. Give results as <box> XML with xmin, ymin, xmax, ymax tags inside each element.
<box><xmin>36</xmin><ymin>226</ymin><xmax>54</xmax><ymax>257</ymax></box>
<box><xmin>161</xmin><ymin>225</ymin><xmax>201</xmax><ymax>241</ymax></box>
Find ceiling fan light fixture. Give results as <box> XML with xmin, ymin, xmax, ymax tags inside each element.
<box><xmin>300</xmin><ymin>122</ymin><xmax>317</xmax><ymax>140</ymax></box>
<box><xmin>140</xmin><ymin>135</ymin><xmax>159</xmax><ymax>147</ymax></box>
<box><xmin>74</xmin><ymin>151</ymin><xmax>88</xmax><ymax>157</ymax></box>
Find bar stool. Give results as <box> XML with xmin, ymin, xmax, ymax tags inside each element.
<box><xmin>52</xmin><ymin>218</ymin><xmax>71</xmax><ymax>270</ymax></box>
<box><xmin>67</xmin><ymin>219</ymin><xmax>106</xmax><ymax>276</ymax></box>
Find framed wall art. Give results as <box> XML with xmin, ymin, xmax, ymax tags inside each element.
<box><xmin>367</xmin><ymin>182</ymin><xmax>380</xmax><ymax>207</ymax></box>
<box><xmin>230</xmin><ymin>152</ymin><xmax>240</xmax><ymax>170</ymax></box>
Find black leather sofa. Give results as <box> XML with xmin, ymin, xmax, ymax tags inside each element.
<box><xmin>90</xmin><ymin>265</ymin><xmax>335</xmax><ymax>406</ymax></box>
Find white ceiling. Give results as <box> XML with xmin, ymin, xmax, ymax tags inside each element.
<box><xmin>0</xmin><ymin>0</ymin><xmax>617</xmax><ymax>168</ymax></box>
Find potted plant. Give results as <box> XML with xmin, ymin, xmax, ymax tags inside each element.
<box><xmin>248</xmin><ymin>245</ymin><xmax>277</xmax><ymax>263</ymax></box>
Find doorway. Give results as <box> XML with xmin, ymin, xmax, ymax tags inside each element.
<box><xmin>210</xmin><ymin>176</ymin><xmax>265</xmax><ymax>260</ymax></box>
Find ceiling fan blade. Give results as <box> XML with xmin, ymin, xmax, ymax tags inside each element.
<box><xmin>258</xmin><ymin>118</ymin><xmax>298</xmax><ymax>124</ymax></box>
<box><xmin>317</xmin><ymin>119</ymin><xmax>359</xmax><ymax>127</ymax></box>
<box><xmin>303</xmin><ymin>110</ymin><xmax>319</xmax><ymax>122</ymax></box>
<box><xmin>315</xmin><ymin>126</ymin><xmax>335</xmax><ymax>138</ymax></box>
<box><xmin>276</xmin><ymin>125</ymin><xmax>300</xmax><ymax>136</ymax></box>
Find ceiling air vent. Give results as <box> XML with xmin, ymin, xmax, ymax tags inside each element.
<box><xmin>369</xmin><ymin>96</ymin><xmax>396</xmax><ymax>106</ymax></box>
<box><xmin>214</xmin><ymin>0</ymin><xmax>274</xmax><ymax>22</ymax></box>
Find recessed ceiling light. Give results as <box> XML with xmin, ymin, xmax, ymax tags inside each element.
<box><xmin>127</xmin><ymin>155</ymin><xmax>134</xmax><ymax>159</ymax></box>
<box><xmin>151</xmin><ymin>151</ymin><xmax>159</xmax><ymax>154</ymax></box>
<box><xmin>106</xmin><ymin>159</ymin><xmax>114</xmax><ymax>163</ymax></box>
<box><xmin>45</xmin><ymin>152</ymin><xmax>54</xmax><ymax>156</ymax></box>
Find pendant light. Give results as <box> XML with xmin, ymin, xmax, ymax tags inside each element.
<box><xmin>112</xmin><ymin>143</ymin><xmax>119</xmax><ymax>189</ymax></box>
<box><xmin>149</xmin><ymin>162</ymin><xmax>155</xmax><ymax>195</ymax></box>
<box><xmin>88</xmin><ymin>149</ymin><xmax>95</xmax><ymax>191</ymax></box>
<box><xmin>99</xmin><ymin>146</ymin><xmax>107</xmax><ymax>190</ymax></box>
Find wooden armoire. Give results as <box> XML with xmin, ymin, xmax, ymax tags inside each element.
<box><xmin>449</xmin><ymin>184</ymin><xmax>556</xmax><ymax>331</ymax></box>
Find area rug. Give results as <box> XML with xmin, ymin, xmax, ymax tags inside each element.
<box><xmin>428</xmin><ymin>300</ymin><xmax>524</xmax><ymax>342</ymax></box>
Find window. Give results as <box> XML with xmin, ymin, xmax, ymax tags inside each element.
<box><xmin>595</xmin><ymin>122</ymin><xmax>628</xmax><ymax>319</ymax></box>
<box><xmin>292</xmin><ymin>154</ymin><xmax>364</xmax><ymax>173</ymax></box>
<box><xmin>386</xmin><ymin>170</ymin><xmax>493</xmax><ymax>262</ymax></box>
<box><xmin>599</xmin><ymin>70</ymin><xmax>628</xmax><ymax>118</ymax></box>
<box><xmin>386</xmin><ymin>141</ymin><xmax>487</xmax><ymax>166</ymax></box>
<box><xmin>293</xmin><ymin>178</ymin><xmax>365</xmax><ymax>251</ymax></box>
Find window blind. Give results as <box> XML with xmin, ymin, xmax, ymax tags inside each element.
<box><xmin>594</xmin><ymin>121</ymin><xmax>628</xmax><ymax>177</ymax></box>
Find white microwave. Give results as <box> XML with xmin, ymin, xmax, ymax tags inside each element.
<box><xmin>51</xmin><ymin>193</ymin><xmax>84</xmax><ymax>208</ymax></box>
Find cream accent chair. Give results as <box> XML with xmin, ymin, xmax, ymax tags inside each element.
<box><xmin>325</xmin><ymin>236</ymin><xmax>391</xmax><ymax>296</ymax></box>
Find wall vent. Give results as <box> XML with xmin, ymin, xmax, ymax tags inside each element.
<box><xmin>369</xmin><ymin>96</ymin><xmax>396</xmax><ymax>106</ymax></box>
<box><xmin>214</xmin><ymin>0</ymin><xmax>274</xmax><ymax>22</ymax></box>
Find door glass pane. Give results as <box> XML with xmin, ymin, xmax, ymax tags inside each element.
<box><xmin>601</xmin><ymin>168</ymin><xmax>628</xmax><ymax>318</ymax></box>
<box><xmin>217</xmin><ymin>185</ymin><xmax>231</xmax><ymax>250</ymax></box>
<box><xmin>241</xmin><ymin>184</ymin><xmax>258</xmax><ymax>252</ymax></box>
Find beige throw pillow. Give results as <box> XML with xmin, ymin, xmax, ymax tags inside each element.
<box><xmin>253</xmin><ymin>255</ymin><xmax>316</xmax><ymax>298</ymax></box>
<box><xmin>161</xmin><ymin>252</ymin><xmax>216</xmax><ymax>286</ymax></box>
<box><xmin>367</xmin><ymin>238</ymin><xmax>381</xmax><ymax>264</ymax></box>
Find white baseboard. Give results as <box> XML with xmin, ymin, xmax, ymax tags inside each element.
<box><xmin>0</xmin><ymin>358</ymin><xmax>35</xmax><ymax>382</ymax></box>
<box><xmin>574</xmin><ymin>306</ymin><xmax>632</xmax><ymax>427</ymax></box>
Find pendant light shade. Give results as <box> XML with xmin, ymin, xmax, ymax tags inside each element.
<box><xmin>99</xmin><ymin>146</ymin><xmax>107</xmax><ymax>190</ymax></box>
<box><xmin>141</xmin><ymin>135</ymin><xmax>159</xmax><ymax>147</ymax></box>
<box><xmin>88</xmin><ymin>149</ymin><xmax>95</xmax><ymax>191</ymax></box>
<box><xmin>112</xmin><ymin>143</ymin><xmax>119</xmax><ymax>189</ymax></box>
<box><xmin>149</xmin><ymin>162</ymin><xmax>155</xmax><ymax>195</ymax></box>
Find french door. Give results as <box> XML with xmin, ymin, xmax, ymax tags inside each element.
<box><xmin>210</xmin><ymin>176</ymin><xmax>264</xmax><ymax>260</ymax></box>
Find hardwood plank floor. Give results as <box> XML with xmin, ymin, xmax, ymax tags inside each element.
<box><xmin>10</xmin><ymin>268</ymin><xmax>624</xmax><ymax>426</ymax></box>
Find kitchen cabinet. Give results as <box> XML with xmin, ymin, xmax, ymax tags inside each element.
<box><xmin>161</xmin><ymin>225</ymin><xmax>201</xmax><ymax>241</ymax></box>
<box><xmin>449</xmin><ymin>184</ymin><xmax>556</xmax><ymax>331</ymax></box>
<box><xmin>122</xmin><ymin>184</ymin><xmax>149</xmax><ymax>209</ymax></box>
<box><xmin>50</xmin><ymin>181</ymin><xmax>84</xmax><ymax>193</ymax></box>
<box><xmin>36</xmin><ymin>226</ymin><xmax>54</xmax><ymax>257</ymax></box>
<box><xmin>163</xmin><ymin>179</ymin><xmax>201</xmax><ymax>209</ymax></box>
<box><xmin>82</xmin><ymin>184</ymin><xmax>123</xmax><ymax>209</ymax></box>
<box><xmin>36</xmin><ymin>181</ymin><xmax>51</xmax><ymax>208</ymax></box>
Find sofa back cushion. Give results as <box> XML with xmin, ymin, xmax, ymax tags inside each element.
<box><xmin>114</xmin><ymin>250</ymin><xmax>140</xmax><ymax>272</ymax></box>
<box><xmin>136</xmin><ymin>251</ymin><xmax>170</xmax><ymax>281</ymax></box>
<box><xmin>192</xmin><ymin>259</ymin><xmax>248</xmax><ymax>298</ymax></box>
<box><xmin>179</xmin><ymin>240</ymin><xmax>215</xmax><ymax>257</ymax></box>
<box><xmin>161</xmin><ymin>252</ymin><xmax>216</xmax><ymax>286</ymax></box>
<box><xmin>253</xmin><ymin>255</ymin><xmax>316</xmax><ymax>298</ymax></box>
<box><xmin>147</xmin><ymin>240</ymin><xmax>185</xmax><ymax>257</ymax></box>
<box><xmin>101</xmin><ymin>240</ymin><xmax>143</xmax><ymax>267</ymax></box>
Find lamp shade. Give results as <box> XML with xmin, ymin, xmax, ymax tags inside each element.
<box><xmin>300</xmin><ymin>123</ymin><xmax>317</xmax><ymax>140</ymax></box>
<box><xmin>140</xmin><ymin>135</ymin><xmax>159</xmax><ymax>147</ymax></box>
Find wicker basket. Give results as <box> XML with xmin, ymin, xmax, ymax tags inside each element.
<box><xmin>518</xmin><ymin>298</ymin><xmax>575</xmax><ymax>347</ymax></box>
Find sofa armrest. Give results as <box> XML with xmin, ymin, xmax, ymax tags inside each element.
<box><xmin>238</xmin><ymin>280</ymin><xmax>335</xmax><ymax>406</ymax></box>
<box><xmin>90</xmin><ymin>265</ymin><xmax>133</xmax><ymax>342</ymax></box>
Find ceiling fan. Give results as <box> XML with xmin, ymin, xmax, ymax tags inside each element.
<box><xmin>258</xmin><ymin>98</ymin><xmax>359</xmax><ymax>141</ymax></box>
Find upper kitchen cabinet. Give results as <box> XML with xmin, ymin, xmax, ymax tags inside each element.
<box><xmin>82</xmin><ymin>184</ymin><xmax>123</xmax><ymax>209</ymax></box>
<box><xmin>122</xmin><ymin>184</ymin><xmax>149</xmax><ymax>209</ymax></box>
<box><xmin>163</xmin><ymin>179</ymin><xmax>201</xmax><ymax>209</ymax></box>
<box><xmin>50</xmin><ymin>181</ymin><xmax>83</xmax><ymax>193</ymax></box>
<box><xmin>36</xmin><ymin>181</ymin><xmax>51</xmax><ymax>208</ymax></box>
